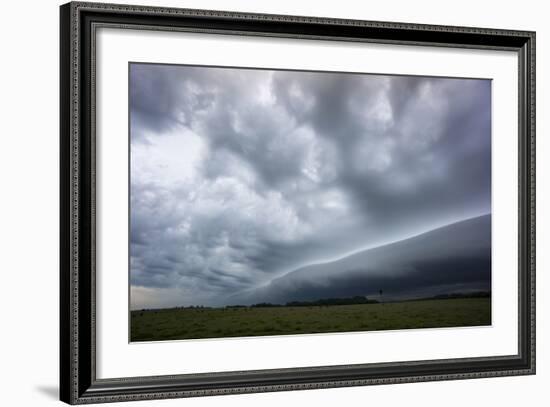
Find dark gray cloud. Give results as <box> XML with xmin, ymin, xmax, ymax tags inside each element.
<box><xmin>235</xmin><ymin>214</ymin><xmax>491</xmax><ymax>304</ymax></box>
<box><xmin>129</xmin><ymin>63</ymin><xmax>491</xmax><ymax>309</ymax></box>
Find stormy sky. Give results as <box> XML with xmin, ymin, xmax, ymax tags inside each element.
<box><xmin>129</xmin><ymin>63</ymin><xmax>491</xmax><ymax>309</ymax></box>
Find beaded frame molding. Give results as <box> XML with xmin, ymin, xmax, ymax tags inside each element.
<box><xmin>60</xmin><ymin>1</ymin><xmax>536</xmax><ymax>404</ymax></box>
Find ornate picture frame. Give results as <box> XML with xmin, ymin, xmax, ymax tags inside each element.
<box><xmin>60</xmin><ymin>2</ymin><xmax>535</xmax><ymax>404</ymax></box>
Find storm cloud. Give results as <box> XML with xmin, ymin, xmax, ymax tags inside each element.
<box><xmin>129</xmin><ymin>63</ymin><xmax>491</xmax><ymax>309</ymax></box>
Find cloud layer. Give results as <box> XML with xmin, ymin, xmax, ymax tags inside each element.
<box><xmin>129</xmin><ymin>63</ymin><xmax>491</xmax><ymax>309</ymax></box>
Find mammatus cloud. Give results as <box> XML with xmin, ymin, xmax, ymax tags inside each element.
<box><xmin>129</xmin><ymin>63</ymin><xmax>491</xmax><ymax>309</ymax></box>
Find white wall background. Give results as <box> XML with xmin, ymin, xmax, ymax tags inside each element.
<box><xmin>0</xmin><ymin>0</ymin><xmax>546</xmax><ymax>405</ymax></box>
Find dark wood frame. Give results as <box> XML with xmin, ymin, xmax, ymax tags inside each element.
<box><xmin>60</xmin><ymin>1</ymin><xmax>536</xmax><ymax>404</ymax></box>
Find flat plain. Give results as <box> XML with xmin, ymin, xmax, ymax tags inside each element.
<box><xmin>130</xmin><ymin>297</ymin><xmax>491</xmax><ymax>342</ymax></box>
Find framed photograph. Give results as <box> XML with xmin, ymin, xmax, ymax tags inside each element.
<box><xmin>60</xmin><ymin>1</ymin><xmax>535</xmax><ymax>404</ymax></box>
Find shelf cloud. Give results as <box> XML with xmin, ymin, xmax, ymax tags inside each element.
<box><xmin>129</xmin><ymin>63</ymin><xmax>491</xmax><ymax>309</ymax></box>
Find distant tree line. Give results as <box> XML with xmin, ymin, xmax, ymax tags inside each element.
<box><xmin>132</xmin><ymin>292</ymin><xmax>491</xmax><ymax>314</ymax></box>
<box><xmin>222</xmin><ymin>292</ymin><xmax>490</xmax><ymax>309</ymax></box>
<box><xmin>427</xmin><ymin>291</ymin><xmax>491</xmax><ymax>300</ymax></box>
<box><xmin>285</xmin><ymin>296</ymin><xmax>379</xmax><ymax>307</ymax></box>
<box><xmin>225</xmin><ymin>296</ymin><xmax>379</xmax><ymax>309</ymax></box>
<box><xmin>249</xmin><ymin>302</ymin><xmax>282</xmax><ymax>308</ymax></box>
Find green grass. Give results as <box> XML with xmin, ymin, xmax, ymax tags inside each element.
<box><xmin>130</xmin><ymin>298</ymin><xmax>491</xmax><ymax>342</ymax></box>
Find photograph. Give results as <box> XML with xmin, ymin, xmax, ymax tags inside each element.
<box><xmin>129</xmin><ymin>63</ymin><xmax>492</xmax><ymax>342</ymax></box>
<box><xmin>58</xmin><ymin>1</ymin><xmax>535</xmax><ymax>404</ymax></box>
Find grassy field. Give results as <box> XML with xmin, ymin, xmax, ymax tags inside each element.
<box><xmin>130</xmin><ymin>298</ymin><xmax>491</xmax><ymax>342</ymax></box>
